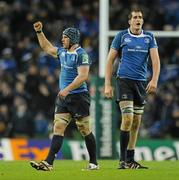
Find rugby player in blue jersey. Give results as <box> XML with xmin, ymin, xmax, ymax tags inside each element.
<box><xmin>104</xmin><ymin>9</ymin><xmax>160</xmax><ymax>169</ymax></box>
<box><xmin>30</xmin><ymin>21</ymin><xmax>99</xmax><ymax>171</ymax></box>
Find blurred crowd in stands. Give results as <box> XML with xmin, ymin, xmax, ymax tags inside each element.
<box><xmin>0</xmin><ymin>0</ymin><xmax>179</xmax><ymax>139</ymax></box>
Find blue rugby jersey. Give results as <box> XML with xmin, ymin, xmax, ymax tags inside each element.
<box><xmin>57</xmin><ymin>46</ymin><xmax>90</xmax><ymax>94</ymax></box>
<box><xmin>111</xmin><ymin>29</ymin><xmax>158</xmax><ymax>81</ymax></box>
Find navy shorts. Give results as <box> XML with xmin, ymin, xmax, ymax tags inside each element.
<box><xmin>116</xmin><ymin>78</ymin><xmax>147</xmax><ymax>106</ymax></box>
<box><xmin>55</xmin><ymin>92</ymin><xmax>90</xmax><ymax>118</ymax></box>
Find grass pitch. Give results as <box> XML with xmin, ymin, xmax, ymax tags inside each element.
<box><xmin>0</xmin><ymin>160</ymin><xmax>179</xmax><ymax>180</ymax></box>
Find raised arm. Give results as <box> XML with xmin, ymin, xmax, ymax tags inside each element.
<box><xmin>33</xmin><ymin>21</ymin><xmax>58</xmax><ymax>58</ymax></box>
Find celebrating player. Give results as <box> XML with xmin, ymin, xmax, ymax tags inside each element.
<box><xmin>30</xmin><ymin>21</ymin><xmax>99</xmax><ymax>171</ymax></box>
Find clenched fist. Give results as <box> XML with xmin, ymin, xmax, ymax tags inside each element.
<box><xmin>33</xmin><ymin>21</ymin><xmax>43</xmax><ymax>32</ymax></box>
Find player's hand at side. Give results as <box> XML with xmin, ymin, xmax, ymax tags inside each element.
<box><xmin>33</xmin><ymin>21</ymin><xmax>43</xmax><ymax>32</ymax></box>
<box><xmin>104</xmin><ymin>85</ymin><xmax>114</xmax><ymax>98</ymax></box>
<box><xmin>58</xmin><ymin>89</ymin><xmax>69</xmax><ymax>99</ymax></box>
<box><xmin>146</xmin><ymin>79</ymin><xmax>157</xmax><ymax>94</ymax></box>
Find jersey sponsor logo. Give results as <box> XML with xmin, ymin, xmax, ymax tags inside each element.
<box><xmin>124</xmin><ymin>38</ymin><xmax>131</xmax><ymax>43</ymax></box>
<box><xmin>128</xmin><ymin>48</ymin><xmax>135</xmax><ymax>52</ymax></box>
<box><xmin>136</xmin><ymin>46</ymin><xmax>142</xmax><ymax>49</ymax></box>
<box><xmin>82</xmin><ymin>54</ymin><xmax>89</xmax><ymax>64</ymax></box>
<box><xmin>128</xmin><ymin>48</ymin><xmax>148</xmax><ymax>53</ymax></box>
<box><xmin>61</xmin><ymin>64</ymin><xmax>73</xmax><ymax>69</ymax></box>
<box><xmin>144</xmin><ymin>38</ymin><xmax>150</xmax><ymax>43</ymax></box>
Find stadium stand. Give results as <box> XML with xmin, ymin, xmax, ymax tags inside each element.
<box><xmin>0</xmin><ymin>0</ymin><xmax>179</xmax><ymax>138</ymax></box>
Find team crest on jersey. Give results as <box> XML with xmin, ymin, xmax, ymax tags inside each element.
<box><xmin>136</xmin><ymin>46</ymin><xmax>141</xmax><ymax>49</ymax></box>
<box><xmin>144</xmin><ymin>38</ymin><xmax>150</xmax><ymax>43</ymax></box>
<box><xmin>82</xmin><ymin>54</ymin><xmax>89</xmax><ymax>64</ymax></box>
<box><xmin>124</xmin><ymin>38</ymin><xmax>131</xmax><ymax>43</ymax></box>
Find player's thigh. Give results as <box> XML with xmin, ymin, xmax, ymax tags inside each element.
<box><xmin>116</xmin><ymin>78</ymin><xmax>134</xmax><ymax>102</ymax></box>
<box><xmin>133</xmin><ymin>81</ymin><xmax>147</xmax><ymax>106</ymax></box>
<box><xmin>54</xmin><ymin>95</ymin><xmax>69</xmax><ymax>114</ymax></box>
<box><xmin>66</xmin><ymin>92</ymin><xmax>90</xmax><ymax>118</ymax></box>
<box><xmin>53</xmin><ymin>96</ymin><xmax>72</xmax><ymax>133</ymax></box>
<box><xmin>53</xmin><ymin>113</ymin><xmax>72</xmax><ymax>134</ymax></box>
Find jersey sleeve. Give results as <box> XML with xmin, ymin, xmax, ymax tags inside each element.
<box><xmin>57</xmin><ymin>47</ymin><xmax>64</xmax><ymax>62</ymax></box>
<box><xmin>149</xmin><ymin>34</ymin><xmax>158</xmax><ymax>49</ymax></box>
<box><xmin>110</xmin><ymin>32</ymin><xmax>122</xmax><ymax>51</ymax></box>
<box><xmin>77</xmin><ymin>52</ymin><xmax>90</xmax><ymax>67</ymax></box>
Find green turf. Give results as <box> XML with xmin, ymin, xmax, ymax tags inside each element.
<box><xmin>0</xmin><ymin>160</ymin><xmax>179</xmax><ymax>180</ymax></box>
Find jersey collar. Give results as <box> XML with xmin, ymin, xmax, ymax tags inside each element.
<box><xmin>128</xmin><ymin>28</ymin><xmax>144</xmax><ymax>37</ymax></box>
<box><xmin>67</xmin><ymin>46</ymin><xmax>81</xmax><ymax>54</ymax></box>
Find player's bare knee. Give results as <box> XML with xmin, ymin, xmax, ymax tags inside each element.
<box><xmin>121</xmin><ymin>117</ymin><xmax>133</xmax><ymax>131</ymax></box>
<box><xmin>54</xmin><ymin>122</ymin><xmax>65</xmax><ymax>135</ymax></box>
<box><xmin>53</xmin><ymin>113</ymin><xmax>71</xmax><ymax>135</ymax></box>
<box><xmin>81</xmin><ymin>130</ymin><xmax>90</xmax><ymax>136</ymax></box>
<box><xmin>120</xmin><ymin>103</ymin><xmax>134</xmax><ymax>131</ymax></box>
<box><xmin>76</xmin><ymin>123</ymin><xmax>90</xmax><ymax>136</ymax></box>
<box><xmin>76</xmin><ymin>116</ymin><xmax>90</xmax><ymax>137</ymax></box>
<box><xmin>121</xmin><ymin>119</ymin><xmax>133</xmax><ymax>131</ymax></box>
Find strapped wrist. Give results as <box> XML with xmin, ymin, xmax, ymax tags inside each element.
<box><xmin>36</xmin><ymin>30</ymin><xmax>42</xmax><ymax>34</ymax></box>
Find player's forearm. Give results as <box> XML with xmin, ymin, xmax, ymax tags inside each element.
<box><xmin>105</xmin><ymin>49</ymin><xmax>117</xmax><ymax>86</ymax></box>
<box><xmin>151</xmin><ymin>57</ymin><xmax>160</xmax><ymax>83</ymax></box>
<box><xmin>36</xmin><ymin>32</ymin><xmax>54</xmax><ymax>53</ymax></box>
<box><xmin>105</xmin><ymin>61</ymin><xmax>113</xmax><ymax>86</ymax></box>
<box><xmin>65</xmin><ymin>75</ymin><xmax>88</xmax><ymax>92</ymax></box>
